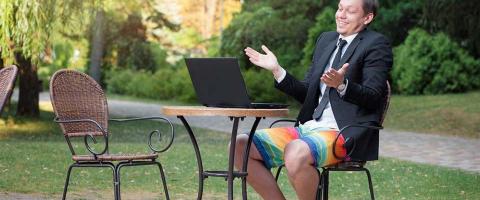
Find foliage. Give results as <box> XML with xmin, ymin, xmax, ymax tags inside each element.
<box><xmin>300</xmin><ymin>7</ymin><xmax>336</xmax><ymax>68</ymax></box>
<box><xmin>106</xmin><ymin>67</ymin><xmax>195</xmax><ymax>102</ymax></box>
<box><xmin>38</xmin><ymin>42</ymin><xmax>74</xmax><ymax>89</ymax></box>
<box><xmin>422</xmin><ymin>0</ymin><xmax>480</xmax><ymax>59</ymax></box>
<box><xmin>369</xmin><ymin>0</ymin><xmax>424</xmax><ymax>47</ymax></box>
<box><xmin>393</xmin><ymin>28</ymin><xmax>480</xmax><ymax>94</ymax></box>
<box><xmin>0</xmin><ymin>0</ymin><xmax>87</xmax><ymax>62</ymax></box>
<box><xmin>220</xmin><ymin>0</ymin><xmax>325</xmax><ymax>71</ymax></box>
<box><xmin>243</xmin><ymin>69</ymin><xmax>288</xmax><ymax>103</ymax></box>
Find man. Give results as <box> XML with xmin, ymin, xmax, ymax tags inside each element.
<box><xmin>233</xmin><ymin>0</ymin><xmax>392</xmax><ymax>199</ymax></box>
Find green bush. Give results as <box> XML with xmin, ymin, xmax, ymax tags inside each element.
<box><xmin>301</xmin><ymin>7</ymin><xmax>336</xmax><ymax>68</ymax></box>
<box><xmin>105</xmin><ymin>68</ymin><xmax>196</xmax><ymax>102</ymax></box>
<box><xmin>243</xmin><ymin>69</ymin><xmax>288</xmax><ymax>103</ymax></box>
<box><xmin>220</xmin><ymin>5</ymin><xmax>316</xmax><ymax>72</ymax></box>
<box><xmin>393</xmin><ymin>28</ymin><xmax>480</xmax><ymax>94</ymax></box>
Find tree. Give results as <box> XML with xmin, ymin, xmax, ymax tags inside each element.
<box><xmin>422</xmin><ymin>0</ymin><xmax>480</xmax><ymax>58</ymax></box>
<box><xmin>220</xmin><ymin>0</ymin><xmax>326</xmax><ymax>73</ymax></box>
<box><xmin>88</xmin><ymin>9</ymin><xmax>106</xmax><ymax>83</ymax></box>
<box><xmin>0</xmin><ymin>0</ymin><xmax>88</xmax><ymax>117</ymax></box>
<box><xmin>85</xmin><ymin>0</ymin><xmax>179</xmax><ymax>84</ymax></box>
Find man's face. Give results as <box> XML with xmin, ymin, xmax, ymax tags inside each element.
<box><xmin>335</xmin><ymin>0</ymin><xmax>373</xmax><ymax>36</ymax></box>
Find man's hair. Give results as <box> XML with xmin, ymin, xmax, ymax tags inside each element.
<box><xmin>362</xmin><ymin>0</ymin><xmax>379</xmax><ymax>17</ymax></box>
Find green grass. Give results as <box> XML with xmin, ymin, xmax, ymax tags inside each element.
<box><xmin>284</xmin><ymin>91</ymin><xmax>480</xmax><ymax>139</ymax></box>
<box><xmin>0</xmin><ymin>105</ymin><xmax>478</xmax><ymax>199</ymax></box>
<box><xmin>384</xmin><ymin>91</ymin><xmax>480</xmax><ymax>139</ymax></box>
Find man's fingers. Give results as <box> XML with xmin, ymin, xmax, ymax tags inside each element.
<box><xmin>261</xmin><ymin>45</ymin><xmax>272</xmax><ymax>54</ymax></box>
<box><xmin>339</xmin><ymin>63</ymin><xmax>349</xmax><ymax>74</ymax></box>
<box><xmin>245</xmin><ymin>51</ymin><xmax>258</xmax><ymax>60</ymax></box>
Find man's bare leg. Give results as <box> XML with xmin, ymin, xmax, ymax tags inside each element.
<box><xmin>284</xmin><ymin>140</ymin><xmax>319</xmax><ymax>200</ymax></box>
<box><xmin>232</xmin><ymin>134</ymin><xmax>286</xmax><ymax>200</ymax></box>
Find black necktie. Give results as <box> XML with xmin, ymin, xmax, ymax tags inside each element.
<box><xmin>312</xmin><ymin>38</ymin><xmax>347</xmax><ymax>120</ymax></box>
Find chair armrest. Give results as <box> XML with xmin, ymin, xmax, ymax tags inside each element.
<box><xmin>54</xmin><ymin>117</ymin><xmax>108</xmax><ymax>157</ymax></box>
<box><xmin>109</xmin><ymin>116</ymin><xmax>175</xmax><ymax>153</ymax></box>
<box><xmin>333</xmin><ymin>124</ymin><xmax>383</xmax><ymax>161</ymax></box>
<box><xmin>269</xmin><ymin>119</ymin><xmax>297</xmax><ymax>128</ymax></box>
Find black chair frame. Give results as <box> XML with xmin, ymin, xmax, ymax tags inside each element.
<box><xmin>56</xmin><ymin>117</ymin><xmax>174</xmax><ymax>200</ymax></box>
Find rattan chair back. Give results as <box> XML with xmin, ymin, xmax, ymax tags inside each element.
<box><xmin>379</xmin><ymin>81</ymin><xmax>391</xmax><ymax>125</ymax></box>
<box><xmin>50</xmin><ymin>69</ymin><xmax>108</xmax><ymax>137</ymax></box>
<box><xmin>0</xmin><ymin>65</ymin><xmax>18</xmax><ymax>115</ymax></box>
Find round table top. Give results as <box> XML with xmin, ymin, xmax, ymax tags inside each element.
<box><xmin>162</xmin><ymin>106</ymin><xmax>289</xmax><ymax>117</ymax></box>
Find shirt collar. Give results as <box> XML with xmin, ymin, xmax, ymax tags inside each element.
<box><xmin>339</xmin><ymin>33</ymin><xmax>358</xmax><ymax>45</ymax></box>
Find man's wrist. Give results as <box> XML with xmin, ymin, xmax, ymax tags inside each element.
<box><xmin>337</xmin><ymin>79</ymin><xmax>347</xmax><ymax>91</ymax></box>
<box><xmin>272</xmin><ymin>65</ymin><xmax>283</xmax><ymax>79</ymax></box>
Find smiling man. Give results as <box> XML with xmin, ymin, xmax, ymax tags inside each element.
<box><xmin>234</xmin><ymin>0</ymin><xmax>393</xmax><ymax>199</ymax></box>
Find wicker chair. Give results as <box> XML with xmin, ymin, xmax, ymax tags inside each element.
<box><xmin>0</xmin><ymin>65</ymin><xmax>18</xmax><ymax>115</ymax></box>
<box><xmin>271</xmin><ymin>81</ymin><xmax>391</xmax><ymax>200</ymax></box>
<box><xmin>50</xmin><ymin>69</ymin><xmax>174</xmax><ymax>200</ymax></box>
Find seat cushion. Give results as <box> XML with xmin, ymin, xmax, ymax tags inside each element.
<box><xmin>72</xmin><ymin>153</ymin><xmax>158</xmax><ymax>161</ymax></box>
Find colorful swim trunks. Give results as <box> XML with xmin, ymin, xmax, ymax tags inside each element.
<box><xmin>252</xmin><ymin>126</ymin><xmax>347</xmax><ymax>168</ymax></box>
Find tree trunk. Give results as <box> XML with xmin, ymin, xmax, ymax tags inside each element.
<box><xmin>88</xmin><ymin>9</ymin><xmax>106</xmax><ymax>84</ymax></box>
<box><xmin>15</xmin><ymin>51</ymin><xmax>39</xmax><ymax>117</ymax></box>
<box><xmin>203</xmin><ymin>0</ymin><xmax>218</xmax><ymax>39</ymax></box>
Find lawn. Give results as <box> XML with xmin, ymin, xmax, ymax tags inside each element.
<box><xmin>287</xmin><ymin>91</ymin><xmax>480</xmax><ymax>139</ymax></box>
<box><xmin>384</xmin><ymin>91</ymin><xmax>480</xmax><ymax>139</ymax></box>
<box><xmin>0</xmin><ymin>104</ymin><xmax>478</xmax><ymax>199</ymax></box>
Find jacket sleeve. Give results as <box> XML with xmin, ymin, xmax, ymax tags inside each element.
<box><xmin>342</xmin><ymin>35</ymin><xmax>393</xmax><ymax>110</ymax></box>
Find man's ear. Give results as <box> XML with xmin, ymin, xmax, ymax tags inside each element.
<box><xmin>363</xmin><ymin>13</ymin><xmax>374</xmax><ymax>25</ymax></box>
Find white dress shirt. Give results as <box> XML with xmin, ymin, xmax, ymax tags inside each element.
<box><xmin>275</xmin><ymin>33</ymin><xmax>358</xmax><ymax>130</ymax></box>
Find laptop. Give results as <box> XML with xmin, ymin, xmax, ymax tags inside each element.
<box><xmin>185</xmin><ymin>57</ymin><xmax>288</xmax><ymax>109</ymax></box>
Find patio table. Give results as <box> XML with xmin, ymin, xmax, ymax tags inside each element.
<box><xmin>162</xmin><ymin>106</ymin><xmax>288</xmax><ymax>200</ymax></box>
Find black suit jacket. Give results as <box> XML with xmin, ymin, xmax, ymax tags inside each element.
<box><xmin>275</xmin><ymin>29</ymin><xmax>393</xmax><ymax>161</ymax></box>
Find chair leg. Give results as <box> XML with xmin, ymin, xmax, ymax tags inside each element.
<box><xmin>116</xmin><ymin>161</ymin><xmax>170</xmax><ymax>200</ymax></box>
<box><xmin>63</xmin><ymin>162</ymin><xmax>117</xmax><ymax>200</ymax></box>
<box><xmin>275</xmin><ymin>165</ymin><xmax>284</xmax><ymax>182</ymax></box>
<box><xmin>364</xmin><ymin>168</ymin><xmax>375</xmax><ymax>200</ymax></box>
<box><xmin>320</xmin><ymin>169</ymin><xmax>330</xmax><ymax>200</ymax></box>
<box><xmin>62</xmin><ymin>164</ymin><xmax>76</xmax><ymax>200</ymax></box>
<box><xmin>116</xmin><ymin>163</ymin><xmax>124</xmax><ymax>200</ymax></box>
<box><xmin>112</xmin><ymin>164</ymin><xmax>119</xmax><ymax>200</ymax></box>
<box><xmin>315</xmin><ymin>168</ymin><xmax>321</xmax><ymax>200</ymax></box>
<box><xmin>155</xmin><ymin>162</ymin><xmax>170</xmax><ymax>200</ymax></box>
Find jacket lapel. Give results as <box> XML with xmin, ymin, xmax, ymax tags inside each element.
<box><xmin>315</xmin><ymin>39</ymin><xmax>337</xmax><ymax>74</ymax></box>
<box><xmin>311</xmin><ymin>38</ymin><xmax>337</xmax><ymax>84</ymax></box>
<box><xmin>339</xmin><ymin>30</ymin><xmax>365</xmax><ymax>65</ymax></box>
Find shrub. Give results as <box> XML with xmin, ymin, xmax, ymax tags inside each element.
<box><xmin>393</xmin><ymin>28</ymin><xmax>480</xmax><ymax>94</ymax></box>
<box><xmin>243</xmin><ymin>69</ymin><xmax>288</xmax><ymax>103</ymax></box>
<box><xmin>300</xmin><ymin>7</ymin><xmax>336</xmax><ymax>68</ymax></box>
<box><xmin>105</xmin><ymin>67</ymin><xmax>196</xmax><ymax>102</ymax></box>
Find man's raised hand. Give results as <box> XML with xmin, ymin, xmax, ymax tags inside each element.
<box><xmin>244</xmin><ymin>45</ymin><xmax>281</xmax><ymax>72</ymax></box>
<box><xmin>321</xmin><ymin>63</ymin><xmax>350</xmax><ymax>88</ymax></box>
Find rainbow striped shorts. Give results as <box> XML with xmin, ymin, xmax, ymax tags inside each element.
<box><xmin>252</xmin><ymin>126</ymin><xmax>346</xmax><ymax>169</ymax></box>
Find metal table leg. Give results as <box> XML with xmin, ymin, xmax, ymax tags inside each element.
<box><xmin>178</xmin><ymin>116</ymin><xmax>204</xmax><ymax>200</ymax></box>
<box><xmin>179</xmin><ymin>116</ymin><xmax>262</xmax><ymax>200</ymax></box>
<box><xmin>241</xmin><ymin>117</ymin><xmax>262</xmax><ymax>200</ymax></box>
<box><xmin>227</xmin><ymin>117</ymin><xmax>241</xmax><ymax>200</ymax></box>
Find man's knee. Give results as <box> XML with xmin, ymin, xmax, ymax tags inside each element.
<box><xmin>231</xmin><ymin>134</ymin><xmax>248</xmax><ymax>147</ymax></box>
<box><xmin>228</xmin><ymin>134</ymin><xmax>249</xmax><ymax>153</ymax></box>
<box><xmin>284</xmin><ymin>140</ymin><xmax>313</xmax><ymax>176</ymax></box>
